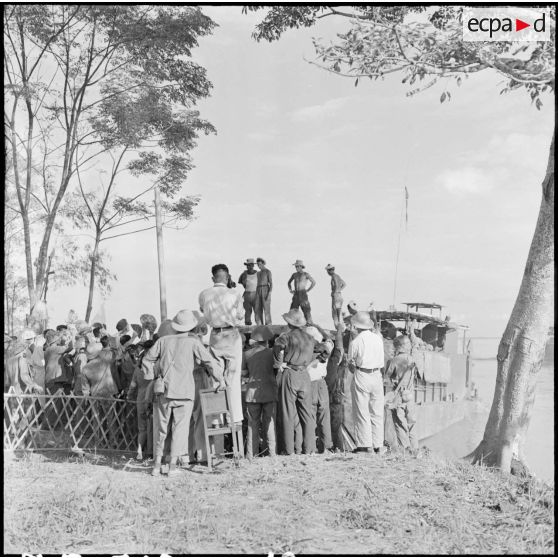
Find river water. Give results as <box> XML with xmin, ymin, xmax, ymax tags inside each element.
<box><xmin>423</xmin><ymin>339</ymin><xmax>554</xmax><ymax>483</ymax></box>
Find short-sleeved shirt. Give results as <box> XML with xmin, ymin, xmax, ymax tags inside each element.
<box><xmin>199</xmin><ymin>283</ymin><xmax>244</xmax><ymax>328</ymax></box>
<box><xmin>348</xmin><ymin>330</ymin><xmax>384</xmax><ymax>370</ymax></box>
<box><xmin>242</xmin><ymin>345</ymin><xmax>277</xmax><ymax>403</ymax></box>
<box><xmin>273</xmin><ymin>328</ymin><xmax>316</xmax><ymax>369</ymax></box>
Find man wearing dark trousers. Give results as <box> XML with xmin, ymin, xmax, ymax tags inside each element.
<box><xmin>273</xmin><ymin>308</ymin><xmax>317</xmax><ymax>455</ymax></box>
<box><xmin>238</xmin><ymin>258</ymin><xmax>258</xmax><ymax>326</ymax></box>
<box><xmin>288</xmin><ymin>260</ymin><xmax>316</xmax><ymax>324</ymax></box>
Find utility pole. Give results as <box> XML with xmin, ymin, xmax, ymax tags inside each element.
<box><xmin>154</xmin><ymin>185</ymin><xmax>168</xmax><ymax>321</ymax></box>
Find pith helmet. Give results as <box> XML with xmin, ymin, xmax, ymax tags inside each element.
<box><xmin>171</xmin><ymin>310</ymin><xmax>200</xmax><ymax>333</ymax></box>
<box><xmin>251</xmin><ymin>326</ymin><xmax>274</xmax><ymax>342</ymax></box>
<box><xmin>282</xmin><ymin>308</ymin><xmax>306</xmax><ymax>328</ymax></box>
<box><xmin>351</xmin><ymin>311</ymin><xmax>374</xmax><ymax>330</ymax></box>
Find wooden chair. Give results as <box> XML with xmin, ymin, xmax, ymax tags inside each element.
<box><xmin>199</xmin><ymin>388</ymin><xmax>243</xmax><ymax>471</ymax></box>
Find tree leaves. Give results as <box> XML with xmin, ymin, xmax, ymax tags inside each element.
<box><xmin>250</xmin><ymin>6</ymin><xmax>555</xmax><ymax>105</ymax></box>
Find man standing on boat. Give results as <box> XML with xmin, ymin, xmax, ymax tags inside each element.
<box><xmin>199</xmin><ymin>264</ymin><xmax>245</xmax><ymax>425</ymax></box>
<box><xmin>238</xmin><ymin>258</ymin><xmax>258</xmax><ymax>326</ymax></box>
<box><xmin>288</xmin><ymin>260</ymin><xmax>316</xmax><ymax>324</ymax></box>
<box><xmin>325</xmin><ymin>264</ymin><xmax>346</xmax><ymax>328</ymax></box>
<box><xmin>348</xmin><ymin>311</ymin><xmax>385</xmax><ymax>454</ymax></box>
<box><xmin>255</xmin><ymin>257</ymin><xmax>273</xmax><ymax>325</ymax></box>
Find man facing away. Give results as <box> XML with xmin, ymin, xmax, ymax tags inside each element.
<box><xmin>255</xmin><ymin>257</ymin><xmax>273</xmax><ymax>325</ymax></box>
<box><xmin>238</xmin><ymin>258</ymin><xmax>258</xmax><ymax>326</ymax></box>
<box><xmin>305</xmin><ymin>325</ymin><xmax>334</xmax><ymax>453</ymax></box>
<box><xmin>325</xmin><ymin>264</ymin><xmax>346</xmax><ymax>328</ymax></box>
<box><xmin>273</xmin><ymin>308</ymin><xmax>317</xmax><ymax>455</ymax></box>
<box><xmin>199</xmin><ymin>264</ymin><xmax>245</xmax><ymax>424</ymax></box>
<box><xmin>242</xmin><ymin>325</ymin><xmax>277</xmax><ymax>458</ymax></box>
<box><xmin>142</xmin><ymin>310</ymin><xmax>223</xmax><ymax>476</ymax></box>
<box><xmin>385</xmin><ymin>334</ymin><xmax>419</xmax><ymax>454</ymax></box>
<box><xmin>348</xmin><ymin>311</ymin><xmax>385</xmax><ymax>454</ymax></box>
<box><xmin>287</xmin><ymin>260</ymin><xmax>316</xmax><ymax>325</ymax></box>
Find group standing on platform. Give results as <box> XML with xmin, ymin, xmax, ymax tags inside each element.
<box><xmin>4</xmin><ymin>257</ymin><xmax>423</xmax><ymax>475</ymax></box>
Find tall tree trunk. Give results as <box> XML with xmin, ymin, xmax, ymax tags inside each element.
<box><xmin>154</xmin><ymin>185</ymin><xmax>168</xmax><ymax>322</ymax></box>
<box><xmin>85</xmin><ymin>234</ymin><xmax>101</xmax><ymax>323</ymax></box>
<box><xmin>469</xmin><ymin>132</ymin><xmax>554</xmax><ymax>475</ymax></box>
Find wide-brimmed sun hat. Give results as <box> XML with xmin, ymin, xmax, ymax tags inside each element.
<box><xmin>86</xmin><ymin>342</ymin><xmax>103</xmax><ymax>360</ymax></box>
<box><xmin>351</xmin><ymin>311</ymin><xmax>374</xmax><ymax>330</ymax></box>
<box><xmin>282</xmin><ymin>308</ymin><xmax>306</xmax><ymax>328</ymax></box>
<box><xmin>21</xmin><ymin>329</ymin><xmax>36</xmax><ymax>341</ymax></box>
<box><xmin>251</xmin><ymin>325</ymin><xmax>274</xmax><ymax>343</ymax></box>
<box><xmin>75</xmin><ymin>320</ymin><xmax>92</xmax><ymax>335</ymax></box>
<box><xmin>305</xmin><ymin>326</ymin><xmax>323</xmax><ymax>343</ymax></box>
<box><xmin>171</xmin><ymin>310</ymin><xmax>200</xmax><ymax>332</ymax></box>
<box><xmin>244</xmin><ymin>258</ymin><xmax>256</xmax><ymax>265</ymax></box>
<box><xmin>325</xmin><ymin>264</ymin><xmax>335</xmax><ymax>271</ymax></box>
<box><xmin>293</xmin><ymin>259</ymin><xmax>305</xmax><ymax>268</ymax></box>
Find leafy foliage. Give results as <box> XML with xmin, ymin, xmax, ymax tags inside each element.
<box><xmin>52</xmin><ymin>239</ymin><xmax>117</xmax><ymax>298</ymax></box>
<box><xmin>4</xmin><ymin>5</ymin><xmax>216</xmax><ymax>310</ymax></box>
<box><xmin>249</xmin><ymin>6</ymin><xmax>555</xmax><ymax>106</ymax></box>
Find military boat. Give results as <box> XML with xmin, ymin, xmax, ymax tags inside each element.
<box><xmin>239</xmin><ymin>301</ymin><xmax>472</xmax><ymax>450</ymax></box>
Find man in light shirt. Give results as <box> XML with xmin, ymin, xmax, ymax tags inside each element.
<box><xmin>238</xmin><ymin>258</ymin><xmax>258</xmax><ymax>326</ymax></box>
<box><xmin>199</xmin><ymin>263</ymin><xmax>245</xmax><ymax>423</ymax></box>
<box><xmin>348</xmin><ymin>311</ymin><xmax>385</xmax><ymax>453</ymax></box>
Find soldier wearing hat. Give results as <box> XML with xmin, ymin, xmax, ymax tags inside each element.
<box><xmin>142</xmin><ymin>309</ymin><xmax>224</xmax><ymax>476</ymax></box>
<box><xmin>44</xmin><ymin>330</ymin><xmax>74</xmax><ymax>394</ymax></box>
<box><xmin>5</xmin><ymin>341</ymin><xmax>43</xmax><ymax>394</ymax></box>
<box><xmin>287</xmin><ymin>260</ymin><xmax>316</xmax><ymax>324</ymax></box>
<box><xmin>255</xmin><ymin>257</ymin><xmax>273</xmax><ymax>325</ymax></box>
<box><xmin>273</xmin><ymin>308</ymin><xmax>317</xmax><ymax>455</ymax></box>
<box><xmin>242</xmin><ymin>325</ymin><xmax>277</xmax><ymax>458</ymax></box>
<box><xmin>238</xmin><ymin>258</ymin><xmax>259</xmax><ymax>326</ymax></box>
<box><xmin>325</xmin><ymin>264</ymin><xmax>347</xmax><ymax>328</ymax></box>
<box><xmin>348</xmin><ymin>311</ymin><xmax>385</xmax><ymax>454</ymax></box>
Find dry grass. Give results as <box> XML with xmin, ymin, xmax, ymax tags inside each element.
<box><xmin>3</xmin><ymin>449</ymin><xmax>554</xmax><ymax>555</ymax></box>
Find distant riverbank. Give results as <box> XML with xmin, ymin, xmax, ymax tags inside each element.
<box><xmin>3</xmin><ymin>449</ymin><xmax>554</xmax><ymax>555</ymax></box>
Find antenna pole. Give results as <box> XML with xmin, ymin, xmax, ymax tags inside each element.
<box><xmin>392</xmin><ymin>188</ymin><xmax>406</xmax><ymax>309</ymax></box>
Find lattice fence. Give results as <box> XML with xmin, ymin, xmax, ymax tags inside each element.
<box><xmin>4</xmin><ymin>388</ymin><xmax>138</xmax><ymax>452</ymax></box>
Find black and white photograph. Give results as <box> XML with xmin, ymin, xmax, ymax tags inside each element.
<box><xmin>3</xmin><ymin>3</ymin><xmax>555</xmax><ymax>555</ymax></box>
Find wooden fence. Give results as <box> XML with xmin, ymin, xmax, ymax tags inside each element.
<box><xmin>4</xmin><ymin>388</ymin><xmax>137</xmax><ymax>452</ymax></box>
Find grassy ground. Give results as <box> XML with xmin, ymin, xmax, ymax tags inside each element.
<box><xmin>3</xmin><ymin>449</ymin><xmax>554</xmax><ymax>555</ymax></box>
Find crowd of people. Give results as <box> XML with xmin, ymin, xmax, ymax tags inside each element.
<box><xmin>4</xmin><ymin>260</ymin><xmax>423</xmax><ymax>476</ymax></box>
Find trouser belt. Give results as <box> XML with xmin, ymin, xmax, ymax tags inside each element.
<box><xmin>358</xmin><ymin>367</ymin><xmax>381</xmax><ymax>373</ymax></box>
<box><xmin>286</xmin><ymin>364</ymin><xmax>307</xmax><ymax>371</ymax></box>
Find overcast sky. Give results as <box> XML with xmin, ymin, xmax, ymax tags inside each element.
<box><xmin>46</xmin><ymin>6</ymin><xmax>554</xmax><ymax>339</ymax></box>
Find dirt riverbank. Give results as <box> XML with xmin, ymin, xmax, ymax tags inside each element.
<box><xmin>3</xmin><ymin>449</ymin><xmax>554</xmax><ymax>555</ymax></box>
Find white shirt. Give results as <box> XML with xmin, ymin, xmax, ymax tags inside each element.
<box><xmin>199</xmin><ymin>283</ymin><xmax>244</xmax><ymax>328</ymax></box>
<box><xmin>307</xmin><ymin>359</ymin><xmax>328</xmax><ymax>382</ymax></box>
<box><xmin>348</xmin><ymin>330</ymin><xmax>384</xmax><ymax>370</ymax></box>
